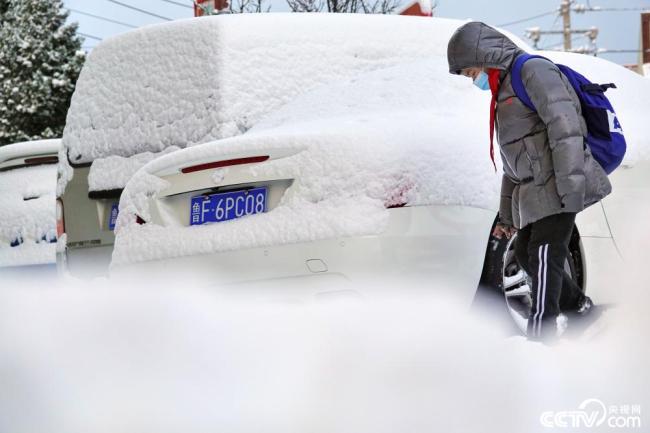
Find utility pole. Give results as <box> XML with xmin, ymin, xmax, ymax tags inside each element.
<box><xmin>526</xmin><ymin>0</ymin><xmax>598</xmax><ymax>54</ymax></box>
<box><xmin>560</xmin><ymin>0</ymin><xmax>572</xmax><ymax>50</ymax></box>
<box><xmin>526</xmin><ymin>1</ymin><xmax>650</xmax><ymax>56</ymax></box>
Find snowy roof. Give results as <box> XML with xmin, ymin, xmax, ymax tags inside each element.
<box><xmin>396</xmin><ymin>0</ymin><xmax>433</xmax><ymax>16</ymax></box>
<box><xmin>62</xmin><ymin>14</ymin><xmax>530</xmax><ymax>165</ymax></box>
<box><xmin>0</xmin><ymin>139</ymin><xmax>61</xmax><ymax>165</ymax></box>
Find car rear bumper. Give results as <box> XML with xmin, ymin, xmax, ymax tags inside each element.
<box><xmin>109</xmin><ymin>205</ymin><xmax>496</xmax><ymax>304</ymax></box>
<box><xmin>57</xmin><ymin>244</ymin><xmax>113</xmax><ymax>280</ymax></box>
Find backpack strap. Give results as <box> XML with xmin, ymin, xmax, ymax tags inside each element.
<box><xmin>510</xmin><ymin>54</ymin><xmax>549</xmax><ymax>112</ymax></box>
<box><xmin>581</xmin><ymin>82</ymin><xmax>617</xmax><ymax>94</ymax></box>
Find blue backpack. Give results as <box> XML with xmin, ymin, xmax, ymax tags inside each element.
<box><xmin>511</xmin><ymin>54</ymin><xmax>626</xmax><ymax>174</ymax></box>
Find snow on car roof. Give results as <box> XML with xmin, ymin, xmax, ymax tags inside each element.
<box><xmin>0</xmin><ymin>139</ymin><xmax>60</xmax><ymax>165</ymax></box>
<box><xmin>87</xmin><ymin>146</ymin><xmax>180</xmax><ymax>192</ymax></box>
<box><xmin>61</xmin><ymin>14</ymin><xmax>529</xmax><ymax>165</ymax></box>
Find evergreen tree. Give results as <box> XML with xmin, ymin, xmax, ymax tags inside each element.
<box><xmin>0</xmin><ymin>0</ymin><xmax>85</xmax><ymax>145</ymax></box>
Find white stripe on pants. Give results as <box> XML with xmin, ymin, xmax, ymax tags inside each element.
<box><xmin>533</xmin><ymin>244</ymin><xmax>549</xmax><ymax>336</ymax></box>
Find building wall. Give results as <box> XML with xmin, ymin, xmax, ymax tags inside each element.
<box><xmin>194</xmin><ymin>0</ymin><xmax>229</xmax><ymax>16</ymax></box>
<box><xmin>642</xmin><ymin>12</ymin><xmax>649</xmax><ymax>76</ymax></box>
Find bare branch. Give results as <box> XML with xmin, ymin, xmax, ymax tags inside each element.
<box><xmin>286</xmin><ymin>0</ymin><xmax>324</xmax><ymax>12</ymax></box>
<box><xmin>228</xmin><ymin>0</ymin><xmax>271</xmax><ymax>13</ymax></box>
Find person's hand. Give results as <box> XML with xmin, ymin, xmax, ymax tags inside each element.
<box><xmin>492</xmin><ymin>223</ymin><xmax>517</xmax><ymax>240</ymax></box>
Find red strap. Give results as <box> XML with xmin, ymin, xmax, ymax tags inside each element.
<box><xmin>488</xmin><ymin>68</ymin><xmax>501</xmax><ymax>173</ymax></box>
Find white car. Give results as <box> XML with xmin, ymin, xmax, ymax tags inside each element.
<box><xmin>108</xmin><ymin>52</ymin><xmax>650</xmax><ymax>334</ymax></box>
<box><xmin>57</xmin><ymin>14</ymin><xmax>508</xmax><ymax>278</ymax></box>
<box><xmin>57</xmin><ymin>15</ymin><xmax>650</xmax><ymax>335</ymax></box>
<box><xmin>0</xmin><ymin>139</ymin><xmax>60</xmax><ymax>269</ymax></box>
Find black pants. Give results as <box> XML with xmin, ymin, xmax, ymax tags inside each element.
<box><xmin>514</xmin><ymin>212</ymin><xmax>584</xmax><ymax>339</ymax></box>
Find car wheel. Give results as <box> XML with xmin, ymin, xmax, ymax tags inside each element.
<box><xmin>501</xmin><ymin>228</ymin><xmax>585</xmax><ymax>335</ymax></box>
<box><xmin>477</xmin><ymin>217</ymin><xmax>585</xmax><ymax>336</ymax></box>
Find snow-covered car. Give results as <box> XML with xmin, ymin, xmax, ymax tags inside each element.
<box><xmin>0</xmin><ymin>139</ymin><xmax>60</xmax><ymax>268</ymax></box>
<box><xmin>109</xmin><ymin>49</ymin><xmax>650</xmax><ymax>334</ymax></box>
<box><xmin>57</xmin><ymin>14</ymin><xmax>650</xmax><ymax>334</ymax></box>
<box><xmin>57</xmin><ymin>14</ymin><xmax>501</xmax><ymax>278</ymax></box>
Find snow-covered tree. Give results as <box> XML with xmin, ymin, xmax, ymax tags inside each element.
<box><xmin>0</xmin><ymin>0</ymin><xmax>85</xmax><ymax>146</ymax></box>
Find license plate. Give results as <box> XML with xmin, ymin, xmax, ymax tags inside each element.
<box><xmin>108</xmin><ymin>203</ymin><xmax>119</xmax><ymax>231</ymax></box>
<box><xmin>190</xmin><ymin>187</ymin><xmax>267</xmax><ymax>226</ymax></box>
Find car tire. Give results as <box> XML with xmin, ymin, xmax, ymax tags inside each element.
<box><xmin>475</xmin><ymin>216</ymin><xmax>586</xmax><ymax>336</ymax></box>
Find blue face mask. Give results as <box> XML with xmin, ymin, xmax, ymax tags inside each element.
<box><xmin>473</xmin><ymin>71</ymin><xmax>490</xmax><ymax>91</ymax></box>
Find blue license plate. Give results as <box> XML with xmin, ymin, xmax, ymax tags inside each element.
<box><xmin>108</xmin><ymin>203</ymin><xmax>119</xmax><ymax>231</ymax></box>
<box><xmin>190</xmin><ymin>187</ymin><xmax>267</xmax><ymax>226</ymax></box>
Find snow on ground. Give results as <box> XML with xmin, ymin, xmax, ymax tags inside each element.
<box><xmin>0</xmin><ymin>164</ymin><xmax>57</xmax><ymax>267</ymax></box>
<box><xmin>111</xmin><ymin>57</ymin><xmax>501</xmax><ymax>265</ymax></box>
<box><xmin>0</xmin><ymin>245</ymin><xmax>649</xmax><ymax>433</ymax></box>
<box><xmin>6</xmin><ymin>160</ymin><xmax>650</xmax><ymax>428</ymax></box>
<box><xmin>5</xmin><ymin>162</ymin><xmax>650</xmax><ymax>429</ymax></box>
<box><xmin>87</xmin><ymin>146</ymin><xmax>180</xmax><ymax>191</ymax></box>
<box><xmin>61</xmin><ymin>14</ymin><xmax>531</xmax><ymax>167</ymax></box>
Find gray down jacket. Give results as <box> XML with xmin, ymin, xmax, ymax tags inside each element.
<box><xmin>447</xmin><ymin>22</ymin><xmax>612</xmax><ymax>229</ymax></box>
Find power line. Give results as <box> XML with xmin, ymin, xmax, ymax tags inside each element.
<box><xmin>497</xmin><ymin>10</ymin><xmax>557</xmax><ymax>28</ymax></box>
<box><xmin>106</xmin><ymin>0</ymin><xmax>173</xmax><ymax>21</ymax></box>
<box><xmin>537</xmin><ymin>12</ymin><xmax>562</xmax><ymax>50</ymax></box>
<box><xmin>599</xmin><ymin>49</ymin><xmax>650</xmax><ymax>54</ymax></box>
<box><xmin>67</xmin><ymin>8</ymin><xmax>138</xmax><ymax>29</ymax></box>
<box><xmin>159</xmin><ymin>0</ymin><xmax>193</xmax><ymax>8</ymax></box>
<box><xmin>526</xmin><ymin>1</ymin><xmax>649</xmax><ymax>57</ymax></box>
<box><xmin>574</xmin><ymin>5</ymin><xmax>650</xmax><ymax>13</ymax></box>
<box><xmin>78</xmin><ymin>32</ymin><xmax>103</xmax><ymax>41</ymax></box>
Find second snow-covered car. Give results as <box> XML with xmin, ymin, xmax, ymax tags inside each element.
<box><xmin>0</xmin><ymin>139</ymin><xmax>60</xmax><ymax>268</ymax></box>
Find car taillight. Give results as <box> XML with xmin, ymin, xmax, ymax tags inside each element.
<box><xmin>181</xmin><ymin>156</ymin><xmax>270</xmax><ymax>174</ymax></box>
<box><xmin>56</xmin><ymin>198</ymin><xmax>65</xmax><ymax>237</ymax></box>
<box><xmin>24</xmin><ymin>156</ymin><xmax>59</xmax><ymax>165</ymax></box>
